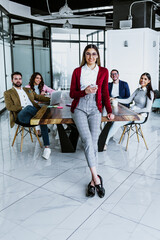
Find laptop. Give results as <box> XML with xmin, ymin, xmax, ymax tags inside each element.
<box><xmin>50</xmin><ymin>91</ymin><xmax>62</xmax><ymax>105</ymax></box>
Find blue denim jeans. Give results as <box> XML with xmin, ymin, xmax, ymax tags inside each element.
<box><xmin>17</xmin><ymin>105</ymin><xmax>50</xmax><ymax>146</ymax></box>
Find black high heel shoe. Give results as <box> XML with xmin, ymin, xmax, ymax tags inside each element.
<box><xmin>95</xmin><ymin>175</ymin><xmax>105</xmax><ymax>198</ymax></box>
<box><xmin>87</xmin><ymin>182</ymin><xmax>95</xmax><ymax>197</ymax></box>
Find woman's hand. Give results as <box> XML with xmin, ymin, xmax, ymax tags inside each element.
<box><xmin>85</xmin><ymin>85</ymin><xmax>98</xmax><ymax>94</ymax></box>
<box><xmin>110</xmin><ymin>97</ymin><xmax>115</xmax><ymax>101</ymax></box>
<box><xmin>107</xmin><ymin>113</ymin><xmax>115</xmax><ymax>120</ymax></box>
<box><xmin>41</xmin><ymin>90</ymin><xmax>46</xmax><ymax>95</ymax></box>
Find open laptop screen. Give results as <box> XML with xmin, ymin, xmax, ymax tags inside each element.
<box><xmin>50</xmin><ymin>91</ymin><xmax>62</xmax><ymax>105</ymax></box>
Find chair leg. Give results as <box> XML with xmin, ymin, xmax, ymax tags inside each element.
<box><xmin>119</xmin><ymin>125</ymin><xmax>127</xmax><ymax>144</ymax></box>
<box><xmin>20</xmin><ymin>127</ymin><xmax>24</xmax><ymax>152</ymax></box>
<box><xmin>29</xmin><ymin>127</ymin><xmax>33</xmax><ymax>142</ymax></box>
<box><xmin>12</xmin><ymin>125</ymin><xmax>19</xmax><ymax>147</ymax></box>
<box><xmin>125</xmin><ymin>126</ymin><xmax>131</xmax><ymax>151</ymax></box>
<box><xmin>139</xmin><ymin>125</ymin><xmax>148</xmax><ymax>150</ymax></box>
<box><xmin>135</xmin><ymin>124</ymin><xmax>139</xmax><ymax>142</ymax></box>
<box><xmin>33</xmin><ymin>127</ymin><xmax>42</xmax><ymax>148</ymax></box>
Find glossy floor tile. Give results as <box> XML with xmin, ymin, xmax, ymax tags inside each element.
<box><xmin>0</xmin><ymin>111</ymin><xmax>160</xmax><ymax>240</ymax></box>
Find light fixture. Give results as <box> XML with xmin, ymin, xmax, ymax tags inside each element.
<box><xmin>59</xmin><ymin>0</ymin><xmax>73</xmax><ymax>16</ymax></box>
<box><xmin>63</xmin><ymin>20</ymin><xmax>72</xmax><ymax>29</ymax></box>
<box><xmin>153</xmin><ymin>40</ymin><xmax>156</xmax><ymax>47</ymax></box>
<box><xmin>0</xmin><ymin>32</ymin><xmax>10</xmax><ymax>39</ymax></box>
<box><xmin>124</xmin><ymin>40</ymin><xmax>128</xmax><ymax>47</ymax></box>
<box><xmin>46</xmin><ymin>0</ymin><xmax>73</xmax><ymax>16</ymax></box>
<box><xmin>128</xmin><ymin>0</ymin><xmax>160</xmax><ymax>20</ymax></box>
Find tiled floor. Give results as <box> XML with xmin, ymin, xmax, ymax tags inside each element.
<box><xmin>0</xmin><ymin>110</ymin><xmax>160</xmax><ymax>240</ymax></box>
<box><xmin>0</xmin><ymin>101</ymin><xmax>5</xmax><ymax>113</ymax></box>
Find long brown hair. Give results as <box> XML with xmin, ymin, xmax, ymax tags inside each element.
<box><xmin>140</xmin><ymin>72</ymin><xmax>154</xmax><ymax>100</ymax></box>
<box><xmin>80</xmin><ymin>44</ymin><xmax>101</xmax><ymax>67</ymax></box>
<box><xmin>29</xmin><ymin>72</ymin><xmax>44</xmax><ymax>93</ymax></box>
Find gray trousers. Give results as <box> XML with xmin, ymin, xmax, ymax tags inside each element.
<box><xmin>71</xmin><ymin>94</ymin><xmax>101</xmax><ymax>168</ymax></box>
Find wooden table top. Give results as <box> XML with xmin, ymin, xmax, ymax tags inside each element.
<box><xmin>30</xmin><ymin>98</ymin><xmax>140</xmax><ymax>125</ymax></box>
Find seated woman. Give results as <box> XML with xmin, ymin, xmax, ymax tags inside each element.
<box><xmin>26</xmin><ymin>72</ymin><xmax>54</xmax><ymax>95</ymax></box>
<box><xmin>26</xmin><ymin>72</ymin><xmax>55</xmax><ymax>136</ymax></box>
<box><xmin>106</xmin><ymin>72</ymin><xmax>154</xmax><ymax>145</ymax></box>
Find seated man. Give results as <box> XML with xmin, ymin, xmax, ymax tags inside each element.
<box><xmin>109</xmin><ymin>69</ymin><xmax>130</xmax><ymax>107</ymax></box>
<box><xmin>4</xmin><ymin>71</ymin><xmax>51</xmax><ymax>160</ymax></box>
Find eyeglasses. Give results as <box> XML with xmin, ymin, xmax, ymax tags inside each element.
<box><xmin>111</xmin><ymin>73</ymin><xmax>118</xmax><ymax>76</ymax></box>
<box><xmin>85</xmin><ymin>52</ymin><xmax>97</xmax><ymax>57</ymax></box>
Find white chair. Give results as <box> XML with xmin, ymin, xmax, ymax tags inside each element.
<box><xmin>119</xmin><ymin>113</ymin><xmax>149</xmax><ymax>151</ymax></box>
<box><xmin>12</xmin><ymin>118</ymin><xmax>42</xmax><ymax>152</ymax></box>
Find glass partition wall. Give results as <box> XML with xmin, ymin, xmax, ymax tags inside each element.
<box><xmin>0</xmin><ymin>12</ymin><xmax>106</xmax><ymax>112</ymax></box>
<box><xmin>51</xmin><ymin>28</ymin><xmax>105</xmax><ymax>90</ymax></box>
<box><xmin>11</xmin><ymin>19</ymin><xmax>105</xmax><ymax>91</ymax></box>
<box><xmin>11</xmin><ymin>21</ymin><xmax>51</xmax><ymax>87</ymax></box>
<box><xmin>0</xmin><ymin>9</ymin><xmax>12</xmax><ymax>112</ymax></box>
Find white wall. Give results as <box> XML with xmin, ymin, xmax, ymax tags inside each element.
<box><xmin>107</xmin><ymin>28</ymin><xmax>159</xmax><ymax>93</ymax></box>
<box><xmin>0</xmin><ymin>0</ymin><xmax>38</xmax><ymax>21</ymax></box>
<box><xmin>0</xmin><ymin>0</ymin><xmax>9</xmax><ymax>10</ymax></box>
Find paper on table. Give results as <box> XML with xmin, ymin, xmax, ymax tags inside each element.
<box><xmin>47</xmin><ymin>105</ymin><xmax>63</xmax><ymax>109</ymax></box>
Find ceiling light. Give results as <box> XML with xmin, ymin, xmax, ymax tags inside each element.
<box><xmin>63</xmin><ymin>20</ymin><xmax>72</xmax><ymax>29</ymax></box>
<box><xmin>59</xmin><ymin>0</ymin><xmax>73</xmax><ymax>16</ymax></box>
<box><xmin>0</xmin><ymin>32</ymin><xmax>10</xmax><ymax>39</ymax></box>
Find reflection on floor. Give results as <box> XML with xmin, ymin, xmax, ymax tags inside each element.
<box><xmin>0</xmin><ymin>101</ymin><xmax>5</xmax><ymax>112</ymax></box>
<box><xmin>0</xmin><ymin>110</ymin><xmax>160</xmax><ymax>240</ymax></box>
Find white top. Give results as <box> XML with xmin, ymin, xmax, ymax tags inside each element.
<box><xmin>14</xmin><ymin>87</ymin><xmax>33</xmax><ymax>108</ymax></box>
<box><xmin>80</xmin><ymin>64</ymin><xmax>99</xmax><ymax>90</ymax></box>
<box><xmin>111</xmin><ymin>83</ymin><xmax>119</xmax><ymax>97</ymax></box>
<box><xmin>34</xmin><ymin>85</ymin><xmax>40</xmax><ymax>94</ymax></box>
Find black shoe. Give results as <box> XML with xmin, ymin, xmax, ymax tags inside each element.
<box><xmin>87</xmin><ymin>182</ymin><xmax>95</xmax><ymax>197</ymax></box>
<box><xmin>38</xmin><ymin>134</ymin><xmax>42</xmax><ymax>137</ymax></box>
<box><xmin>95</xmin><ymin>175</ymin><xmax>105</xmax><ymax>198</ymax></box>
<box><xmin>48</xmin><ymin>127</ymin><xmax>51</xmax><ymax>133</ymax></box>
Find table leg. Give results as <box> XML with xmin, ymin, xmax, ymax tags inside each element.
<box><xmin>98</xmin><ymin>122</ymin><xmax>113</xmax><ymax>152</ymax></box>
<box><xmin>57</xmin><ymin>124</ymin><xmax>79</xmax><ymax>153</ymax></box>
<box><xmin>69</xmin><ymin>124</ymin><xmax>79</xmax><ymax>150</ymax></box>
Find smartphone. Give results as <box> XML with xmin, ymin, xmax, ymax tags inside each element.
<box><xmin>90</xmin><ymin>84</ymin><xmax>98</xmax><ymax>88</ymax></box>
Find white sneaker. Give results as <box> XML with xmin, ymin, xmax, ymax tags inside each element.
<box><xmin>42</xmin><ymin>148</ymin><xmax>51</xmax><ymax>160</ymax></box>
<box><xmin>52</xmin><ymin>124</ymin><xmax>57</xmax><ymax>130</ymax></box>
<box><xmin>103</xmin><ymin>144</ymin><xmax>107</xmax><ymax>151</ymax></box>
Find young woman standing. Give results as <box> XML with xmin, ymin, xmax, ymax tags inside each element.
<box><xmin>70</xmin><ymin>44</ymin><xmax>114</xmax><ymax>198</ymax></box>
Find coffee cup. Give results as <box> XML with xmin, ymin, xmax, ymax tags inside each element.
<box><xmin>111</xmin><ymin>98</ymin><xmax>118</xmax><ymax>107</ymax></box>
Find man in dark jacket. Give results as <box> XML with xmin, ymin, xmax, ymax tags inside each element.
<box><xmin>109</xmin><ymin>69</ymin><xmax>130</xmax><ymax>106</ymax></box>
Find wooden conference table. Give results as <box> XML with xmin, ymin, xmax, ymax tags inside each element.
<box><xmin>30</xmin><ymin>98</ymin><xmax>140</xmax><ymax>152</ymax></box>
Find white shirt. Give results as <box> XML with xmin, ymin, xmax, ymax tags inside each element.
<box><xmin>111</xmin><ymin>83</ymin><xmax>119</xmax><ymax>97</ymax></box>
<box><xmin>34</xmin><ymin>85</ymin><xmax>40</xmax><ymax>94</ymax></box>
<box><xmin>80</xmin><ymin>64</ymin><xmax>99</xmax><ymax>90</ymax></box>
<box><xmin>14</xmin><ymin>87</ymin><xmax>33</xmax><ymax>108</ymax></box>
<box><xmin>140</xmin><ymin>86</ymin><xmax>147</xmax><ymax>92</ymax></box>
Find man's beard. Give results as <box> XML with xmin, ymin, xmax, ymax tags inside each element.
<box><xmin>13</xmin><ymin>82</ymin><xmax>22</xmax><ymax>87</ymax></box>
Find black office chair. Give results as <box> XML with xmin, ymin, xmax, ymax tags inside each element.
<box><xmin>12</xmin><ymin>116</ymin><xmax>42</xmax><ymax>152</ymax></box>
<box><xmin>119</xmin><ymin>113</ymin><xmax>149</xmax><ymax>151</ymax></box>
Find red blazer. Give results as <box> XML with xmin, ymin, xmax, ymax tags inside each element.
<box><xmin>70</xmin><ymin>66</ymin><xmax>112</xmax><ymax>114</ymax></box>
